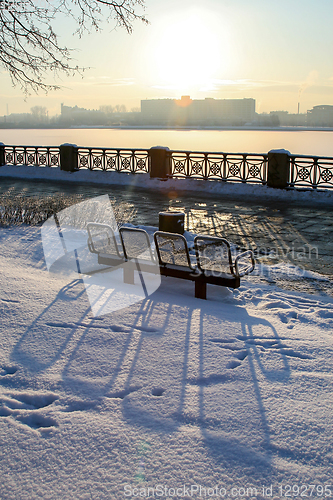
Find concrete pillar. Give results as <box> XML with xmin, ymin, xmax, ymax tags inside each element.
<box><xmin>267</xmin><ymin>149</ymin><xmax>290</xmax><ymax>189</ymax></box>
<box><xmin>0</xmin><ymin>143</ymin><xmax>5</xmax><ymax>166</ymax></box>
<box><xmin>60</xmin><ymin>143</ymin><xmax>78</xmax><ymax>172</ymax></box>
<box><xmin>149</xmin><ymin>146</ymin><xmax>171</xmax><ymax>178</ymax></box>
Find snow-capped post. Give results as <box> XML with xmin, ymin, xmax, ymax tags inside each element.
<box><xmin>149</xmin><ymin>146</ymin><xmax>171</xmax><ymax>179</ymax></box>
<box><xmin>159</xmin><ymin>211</ymin><xmax>185</xmax><ymax>234</ymax></box>
<box><xmin>267</xmin><ymin>149</ymin><xmax>291</xmax><ymax>189</ymax></box>
<box><xmin>0</xmin><ymin>142</ymin><xmax>5</xmax><ymax>166</ymax></box>
<box><xmin>60</xmin><ymin>143</ymin><xmax>78</xmax><ymax>172</ymax></box>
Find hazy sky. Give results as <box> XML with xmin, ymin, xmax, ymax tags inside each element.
<box><xmin>1</xmin><ymin>0</ymin><xmax>333</xmax><ymax>116</ymax></box>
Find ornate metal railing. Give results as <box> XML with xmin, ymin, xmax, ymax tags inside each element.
<box><xmin>77</xmin><ymin>147</ymin><xmax>149</xmax><ymax>172</ymax></box>
<box><xmin>289</xmin><ymin>155</ymin><xmax>333</xmax><ymax>189</ymax></box>
<box><xmin>2</xmin><ymin>145</ymin><xmax>150</xmax><ymax>173</ymax></box>
<box><xmin>170</xmin><ymin>151</ymin><xmax>268</xmax><ymax>183</ymax></box>
<box><xmin>3</xmin><ymin>145</ymin><xmax>60</xmax><ymax>168</ymax></box>
<box><xmin>2</xmin><ymin>144</ymin><xmax>333</xmax><ymax>190</ymax></box>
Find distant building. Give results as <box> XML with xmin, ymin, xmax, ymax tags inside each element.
<box><xmin>307</xmin><ymin>105</ymin><xmax>333</xmax><ymax>127</ymax></box>
<box><xmin>0</xmin><ymin>113</ymin><xmax>37</xmax><ymax>126</ymax></box>
<box><xmin>268</xmin><ymin>111</ymin><xmax>307</xmax><ymax>127</ymax></box>
<box><xmin>60</xmin><ymin>103</ymin><xmax>106</xmax><ymax>126</ymax></box>
<box><xmin>141</xmin><ymin>96</ymin><xmax>256</xmax><ymax>125</ymax></box>
<box><xmin>61</xmin><ymin>103</ymin><xmax>91</xmax><ymax>116</ymax></box>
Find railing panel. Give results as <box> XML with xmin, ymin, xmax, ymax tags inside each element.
<box><xmin>317</xmin><ymin>160</ymin><xmax>333</xmax><ymax>188</ymax></box>
<box><xmin>188</xmin><ymin>153</ymin><xmax>205</xmax><ymax>179</ymax></box>
<box><xmin>170</xmin><ymin>151</ymin><xmax>267</xmax><ymax>184</ymax></box>
<box><xmin>289</xmin><ymin>157</ymin><xmax>317</xmax><ymax>188</ymax></box>
<box><xmin>77</xmin><ymin>147</ymin><xmax>149</xmax><ymax>172</ymax></box>
<box><xmin>207</xmin><ymin>159</ymin><xmax>224</xmax><ymax>179</ymax></box>
<box><xmin>289</xmin><ymin>156</ymin><xmax>333</xmax><ymax>189</ymax></box>
<box><xmin>243</xmin><ymin>155</ymin><xmax>268</xmax><ymax>183</ymax></box>
<box><xmin>47</xmin><ymin>148</ymin><xmax>60</xmax><ymax>168</ymax></box>
<box><xmin>224</xmin><ymin>155</ymin><xmax>245</xmax><ymax>182</ymax></box>
<box><xmin>171</xmin><ymin>152</ymin><xmax>188</xmax><ymax>178</ymax></box>
<box><xmin>4</xmin><ymin>146</ymin><xmax>60</xmax><ymax>167</ymax></box>
<box><xmin>206</xmin><ymin>153</ymin><xmax>225</xmax><ymax>180</ymax></box>
<box><xmin>119</xmin><ymin>151</ymin><xmax>133</xmax><ymax>172</ymax></box>
<box><xmin>4</xmin><ymin>146</ymin><xmax>17</xmax><ymax>166</ymax></box>
<box><xmin>105</xmin><ymin>151</ymin><xmax>118</xmax><ymax>171</ymax></box>
<box><xmin>132</xmin><ymin>150</ymin><xmax>150</xmax><ymax>173</ymax></box>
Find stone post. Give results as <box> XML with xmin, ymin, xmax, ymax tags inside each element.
<box><xmin>267</xmin><ymin>149</ymin><xmax>290</xmax><ymax>189</ymax></box>
<box><xmin>0</xmin><ymin>142</ymin><xmax>5</xmax><ymax>166</ymax></box>
<box><xmin>159</xmin><ymin>211</ymin><xmax>185</xmax><ymax>234</ymax></box>
<box><xmin>149</xmin><ymin>146</ymin><xmax>171</xmax><ymax>179</ymax></box>
<box><xmin>60</xmin><ymin>143</ymin><xmax>78</xmax><ymax>172</ymax></box>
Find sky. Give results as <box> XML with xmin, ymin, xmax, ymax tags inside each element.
<box><xmin>1</xmin><ymin>0</ymin><xmax>333</xmax><ymax>117</ymax></box>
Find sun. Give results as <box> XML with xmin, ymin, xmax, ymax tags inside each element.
<box><xmin>150</xmin><ymin>9</ymin><xmax>231</xmax><ymax>94</ymax></box>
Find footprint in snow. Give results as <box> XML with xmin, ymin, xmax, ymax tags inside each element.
<box><xmin>16</xmin><ymin>413</ymin><xmax>58</xmax><ymax>430</ymax></box>
<box><xmin>151</xmin><ymin>387</ymin><xmax>165</xmax><ymax>397</ymax></box>
<box><xmin>208</xmin><ymin>338</ymin><xmax>248</xmax><ymax>369</ymax></box>
<box><xmin>0</xmin><ymin>365</ymin><xmax>18</xmax><ymax>376</ymax></box>
<box><xmin>226</xmin><ymin>360</ymin><xmax>242</xmax><ymax>369</ymax></box>
<box><xmin>210</xmin><ymin>335</ymin><xmax>311</xmax><ymax>368</ymax></box>
<box><xmin>64</xmin><ymin>400</ymin><xmax>98</xmax><ymax>413</ymax></box>
<box><xmin>0</xmin><ymin>392</ymin><xmax>58</xmax><ymax>431</ymax></box>
<box><xmin>107</xmin><ymin>385</ymin><xmax>142</xmax><ymax>399</ymax></box>
<box><xmin>10</xmin><ymin>393</ymin><xmax>58</xmax><ymax>409</ymax></box>
<box><xmin>109</xmin><ymin>324</ymin><xmax>160</xmax><ymax>334</ymax></box>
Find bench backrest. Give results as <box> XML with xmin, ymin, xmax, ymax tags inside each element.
<box><xmin>119</xmin><ymin>227</ymin><xmax>156</xmax><ymax>262</ymax></box>
<box><xmin>154</xmin><ymin>231</ymin><xmax>194</xmax><ymax>269</ymax></box>
<box><xmin>87</xmin><ymin>223</ymin><xmax>123</xmax><ymax>258</ymax></box>
<box><xmin>194</xmin><ymin>235</ymin><xmax>235</xmax><ymax>275</ymax></box>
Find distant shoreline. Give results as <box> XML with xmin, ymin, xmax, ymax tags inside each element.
<box><xmin>1</xmin><ymin>124</ymin><xmax>333</xmax><ymax>132</ymax></box>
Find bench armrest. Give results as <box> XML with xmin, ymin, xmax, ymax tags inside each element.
<box><xmin>234</xmin><ymin>250</ymin><xmax>255</xmax><ymax>277</ymax></box>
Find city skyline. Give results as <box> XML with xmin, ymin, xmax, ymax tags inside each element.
<box><xmin>3</xmin><ymin>96</ymin><xmax>332</xmax><ymax>121</ymax></box>
<box><xmin>1</xmin><ymin>0</ymin><xmax>333</xmax><ymax>117</ymax></box>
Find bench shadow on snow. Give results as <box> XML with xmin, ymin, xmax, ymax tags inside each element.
<box><xmin>116</xmin><ymin>291</ymin><xmax>291</xmax><ymax>473</ymax></box>
<box><xmin>10</xmin><ymin>279</ymin><xmax>93</xmax><ymax>373</ymax></box>
<box><xmin>10</xmin><ymin>277</ymin><xmax>292</xmax><ymax>471</ymax></box>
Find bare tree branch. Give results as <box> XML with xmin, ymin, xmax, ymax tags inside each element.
<box><xmin>0</xmin><ymin>0</ymin><xmax>147</xmax><ymax>94</ymax></box>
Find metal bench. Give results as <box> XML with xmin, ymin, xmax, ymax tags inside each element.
<box><xmin>87</xmin><ymin>224</ymin><xmax>159</xmax><ymax>286</ymax></box>
<box><xmin>154</xmin><ymin>231</ymin><xmax>254</xmax><ymax>299</ymax></box>
<box><xmin>193</xmin><ymin>234</ymin><xmax>254</xmax><ymax>299</ymax></box>
<box><xmin>87</xmin><ymin>222</ymin><xmax>124</xmax><ymax>267</ymax></box>
<box><xmin>86</xmin><ymin>224</ymin><xmax>255</xmax><ymax>300</ymax></box>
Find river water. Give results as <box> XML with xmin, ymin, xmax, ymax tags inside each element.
<box><xmin>1</xmin><ymin>127</ymin><xmax>333</xmax><ymax>156</ymax></box>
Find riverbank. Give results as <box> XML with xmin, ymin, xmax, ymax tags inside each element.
<box><xmin>2</xmin><ymin>124</ymin><xmax>333</xmax><ymax>132</ymax></box>
<box><xmin>1</xmin><ymin>164</ymin><xmax>333</xmax><ymax>205</ymax></box>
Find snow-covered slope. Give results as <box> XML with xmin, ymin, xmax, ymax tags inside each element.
<box><xmin>1</xmin><ymin>225</ymin><xmax>333</xmax><ymax>499</ymax></box>
<box><xmin>1</xmin><ymin>164</ymin><xmax>333</xmax><ymax>205</ymax></box>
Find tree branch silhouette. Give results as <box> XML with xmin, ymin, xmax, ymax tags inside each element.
<box><xmin>0</xmin><ymin>0</ymin><xmax>147</xmax><ymax>94</ymax></box>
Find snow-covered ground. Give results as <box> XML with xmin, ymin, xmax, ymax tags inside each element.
<box><xmin>1</xmin><ymin>220</ymin><xmax>333</xmax><ymax>499</ymax></box>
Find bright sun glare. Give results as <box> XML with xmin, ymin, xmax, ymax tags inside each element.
<box><xmin>151</xmin><ymin>10</ymin><xmax>230</xmax><ymax>94</ymax></box>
